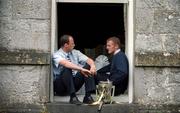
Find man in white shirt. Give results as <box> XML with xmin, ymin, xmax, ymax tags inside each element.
<box><xmin>53</xmin><ymin>35</ymin><xmax>96</xmax><ymax>105</ymax></box>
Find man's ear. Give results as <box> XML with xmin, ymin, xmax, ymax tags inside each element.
<box><xmin>115</xmin><ymin>44</ymin><xmax>119</xmax><ymax>49</ymax></box>
<box><xmin>64</xmin><ymin>43</ymin><xmax>68</xmax><ymax>47</ymax></box>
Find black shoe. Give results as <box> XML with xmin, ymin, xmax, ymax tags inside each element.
<box><xmin>69</xmin><ymin>96</ymin><xmax>82</xmax><ymax>105</ymax></box>
<box><xmin>83</xmin><ymin>96</ymin><xmax>94</xmax><ymax>104</ymax></box>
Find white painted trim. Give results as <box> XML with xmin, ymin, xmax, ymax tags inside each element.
<box><xmin>56</xmin><ymin>0</ymin><xmax>128</xmax><ymax>3</ymax></box>
<box><xmin>51</xmin><ymin>0</ymin><xmax>135</xmax><ymax>103</ymax></box>
<box><xmin>50</xmin><ymin>0</ymin><xmax>57</xmax><ymax>102</ymax></box>
<box><xmin>126</xmin><ymin>0</ymin><xmax>135</xmax><ymax>103</ymax></box>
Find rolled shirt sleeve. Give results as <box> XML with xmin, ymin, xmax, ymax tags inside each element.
<box><xmin>52</xmin><ymin>49</ymin><xmax>67</xmax><ymax>80</ymax></box>
<box><xmin>53</xmin><ymin>53</ymin><xmax>64</xmax><ymax>68</ymax></box>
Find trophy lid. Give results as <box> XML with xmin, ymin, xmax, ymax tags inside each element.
<box><xmin>99</xmin><ymin>79</ymin><xmax>112</xmax><ymax>84</ymax></box>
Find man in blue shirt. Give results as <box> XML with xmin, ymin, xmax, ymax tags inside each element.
<box><xmin>53</xmin><ymin>35</ymin><xmax>96</xmax><ymax>105</ymax></box>
<box><xmin>96</xmin><ymin>36</ymin><xmax>129</xmax><ymax>96</ymax></box>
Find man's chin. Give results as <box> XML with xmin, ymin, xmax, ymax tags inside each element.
<box><xmin>108</xmin><ymin>51</ymin><xmax>112</xmax><ymax>54</ymax></box>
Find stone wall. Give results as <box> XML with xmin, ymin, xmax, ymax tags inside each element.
<box><xmin>0</xmin><ymin>0</ymin><xmax>51</xmax><ymax>108</ymax></box>
<box><xmin>0</xmin><ymin>0</ymin><xmax>180</xmax><ymax>109</ymax></box>
<box><xmin>135</xmin><ymin>0</ymin><xmax>180</xmax><ymax>104</ymax></box>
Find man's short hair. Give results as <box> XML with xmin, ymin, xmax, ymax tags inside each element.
<box><xmin>60</xmin><ymin>35</ymin><xmax>72</xmax><ymax>47</ymax></box>
<box><xmin>107</xmin><ymin>36</ymin><xmax>121</xmax><ymax>48</ymax></box>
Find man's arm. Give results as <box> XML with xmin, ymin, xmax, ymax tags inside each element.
<box><xmin>59</xmin><ymin>59</ymin><xmax>91</xmax><ymax>77</ymax></box>
<box><xmin>86</xmin><ymin>58</ymin><xmax>96</xmax><ymax>75</ymax></box>
<box><xmin>59</xmin><ymin>59</ymin><xmax>82</xmax><ymax>71</ymax></box>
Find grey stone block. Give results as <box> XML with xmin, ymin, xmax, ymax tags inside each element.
<box><xmin>31</xmin><ymin>20</ymin><xmax>50</xmax><ymax>33</ymax></box>
<box><xmin>0</xmin><ymin>0</ymin><xmax>12</xmax><ymax>17</ymax></box>
<box><xmin>0</xmin><ymin>65</ymin><xmax>50</xmax><ymax>107</ymax></box>
<box><xmin>153</xmin><ymin>9</ymin><xmax>180</xmax><ymax>34</ymax></box>
<box><xmin>0</xmin><ymin>50</ymin><xmax>50</xmax><ymax>64</ymax></box>
<box><xmin>136</xmin><ymin>0</ymin><xmax>165</xmax><ymax>9</ymax></box>
<box><xmin>12</xmin><ymin>0</ymin><xmax>51</xmax><ymax>19</ymax></box>
<box><xmin>135</xmin><ymin>52</ymin><xmax>180</xmax><ymax>66</ymax></box>
<box><xmin>0</xmin><ymin>17</ymin><xmax>50</xmax><ymax>51</ymax></box>
<box><xmin>135</xmin><ymin>34</ymin><xmax>162</xmax><ymax>53</ymax></box>
<box><xmin>136</xmin><ymin>0</ymin><xmax>180</xmax><ymax>11</ymax></box>
<box><xmin>160</xmin><ymin>34</ymin><xmax>180</xmax><ymax>53</ymax></box>
<box><xmin>171</xmin><ymin>85</ymin><xmax>180</xmax><ymax>103</ymax></box>
<box><xmin>134</xmin><ymin>67</ymin><xmax>180</xmax><ymax>104</ymax></box>
<box><xmin>136</xmin><ymin>8</ymin><xmax>154</xmax><ymax>33</ymax></box>
<box><xmin>135</xmin><ymin>34</ymin><xmax>179</xmax><ymax>53</ymax></box>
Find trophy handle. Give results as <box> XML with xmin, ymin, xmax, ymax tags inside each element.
<box><xmin>112</xmin><ymin>86</ymin><xmax>115</xmax><ymax>97</ymax></box>
<box><xmin>96</xmin><ymin>85</ymin><xmax>99</xmax><ymax>101</ymax></box>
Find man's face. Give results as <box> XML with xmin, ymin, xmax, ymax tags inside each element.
<box><xmin>66</xmin><ymin>36</ymin><xmax>75</xmax><ymax>52</ymax></box>
<box><xmin>106</xmin><ymin>40</ymin><xmax>117</xmax><ymax>54</ymax></box>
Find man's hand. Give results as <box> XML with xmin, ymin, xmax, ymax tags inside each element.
<box><xmin>80</xmin><ymin>68</ymin><xmax>91</xmax><ymax>77</ymax></box>
<box><xmin>90</xmin><ymin>66</ymin><xmax>96</xmax><ymax>75</ymax></box>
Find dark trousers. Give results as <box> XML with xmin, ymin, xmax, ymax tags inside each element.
<box><xmin>54</xmin><ymin>66</ymin><xmax>96</xmax><ymax>96</ymax></box>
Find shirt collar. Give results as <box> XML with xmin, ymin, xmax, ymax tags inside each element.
<box><xmin>59</xmin><ymin>48</ymin><xmax>72</xmax><ymax>56</ymax></box>
<box><xmin>59</xmin><ymin>48</ymin><xmax>68</xmax><ymax>56</ymax></box>
<box><xmin>114</xmin><ymin>49</ymin><xmax>120</xmax><ymax>55</ymax></box>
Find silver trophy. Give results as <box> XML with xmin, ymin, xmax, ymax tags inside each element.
<box><xmin>93</xmin><ymin>80</ymin><xmax>115</xmax><ymax>111</ymax></box>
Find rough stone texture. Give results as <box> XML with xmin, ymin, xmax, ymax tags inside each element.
<box><xmin>135</xmin><ymin>33</ymin><xmax>180</xmax><ymax>66</ymax></box>
<box><xmin>135</xmin><ymin>52</ymin><xmax>180</xmax><ymax>66</ymax></box>
<box><xmin>0</xmin><ymin>50</ymin><xmax>50</xmax><ymax>65</ymax></box>
<box><xmin>1</xmin><ymin>103</ymin><xmax>180</xmax><ymax>113</ymax></box>
<box><xmin>135</xmin><ymin>34</ymin><xmax>180</xmax><ymax>66</ymax></box>
<box><xmin>136</xmin><ymin>0</ymin><xmax>180</xmax><ymax>11</ymax></box>
<box><xmin>12</xmin><ymin>0</ymin><xmax>51</xmax><ymax>19</ymax></box>
<box><xmin>136</xmin><ymin>1</ymin><xmax>180</xmax><ymax>34</ymax></box>
<box><xmin>0</xmin><ymin>0</ymin><xmax>180</xmax><ymax>111</ymax></box>
<box><xmin>0</xmin><ymin>0</ymin><xmax>51</xmax><ymax>52</ymax></box>
<box><xmin>136</xmin><ymin>8</ymin><xmax>154</xmax><ymax>34</ymax></box>
<box><xmin>0</xmin><ymin>0</ymin><xmax>12</xmax><ymax>17</ymax></box>
<box><xmin>153</xmin><ymin>10</ymin><xmax>180</xmax><ymax>34</ymax></box>
<box><xmin>136</xmin><ymin>0</ymin><xmax>180</xmax><ymax>34</ymax></box>
<box><xmin>135</xmin><ymin>34</ymin><xmax>162</xmax><ymax>52</ymax></box>
<box><xmin>0</xmin><ymin>0</ymin><xmax>51</xmax><ymax>109</ymax></box>
<box><xmin>0</xmin><ymin>65</ymin><xmax>50</xmax><ymax>108</ymax></box>
<box><xmin>46</xmin><ymin>103</ymin><xmax>180</xmax><ymax>113</ymax></box>
<box><xmin>135</xmin><ymin>0</ymin><xmax>180</xmax><ymax>104</ymax></box>
<box><xmin>0</xmin><ymin>17</ymin><xmax>50</xmax><ymax>51</ymax></box>
<box><xmin>134</xmin><ymin>67</ymin><xmax>180</xmax><ymax>104</ymax></box>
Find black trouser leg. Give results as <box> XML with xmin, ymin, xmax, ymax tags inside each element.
<box><xmin>54</xmin><ymin>68</ymin><xmax>75</xmax><ymax>96</ymax></box>
<box><xmin>111</xmin><ymin>76</ymin><xmax>128</xmax><ymax>96</ymax></box>
<box><xmin>54</xmin><ymin>76</ymin><xmax>67</xmax><ymax>96</ymax></box>
<box><xmin>74</xmin><ymin>64</ymin><xmax>96</xmax><ymax>93</ymax></box>
<box><xmin>54</xmin><ymin>65</ymin><xmax>96</xmax><ymax>96</ymax></box>
<box><xmin>74</xmin><ymin>73</ymin><xmax>96</xmax><ymax>93</ymax></box>
<box><xmin>95</xmin><ymin>73</ymin><xmax>110</xmax><ymax>84</ymax></box>
<box><xmin>83</xmin><ymin>64</ymin><xmax>96</xmax><ymax>92</ymax></box>
<box><xmin>95</xmin><ymin>65</ymin><xmax>111</xmax><ymax>84</ymax></box>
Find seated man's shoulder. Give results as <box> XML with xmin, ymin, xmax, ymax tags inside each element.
<box><xmin>53</xmin><ymin>50</ymin><xmax>65</xmax><ymax>58</ymax></box>
<box><xmin>71</xmin><ymin>49</ymin><xmax>82</xmax><ymax>55</ymax></box>
<box><xmin>53</xmin><ymin>50</ymin><xmax>60</xmax><ymax>56</ymax></box>
<box><xmin>72</xmin><ymin>49</ymin><xmax>79</xmax><ymax>52</ymax></box>
<box><xmin>119</xmin><ymin>51</ymin><xmax>127</xmax><ymax>56</ymax></box>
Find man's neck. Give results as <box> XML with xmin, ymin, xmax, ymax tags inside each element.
<box><xmin>61</xmin><ymin>47</ymin><xmax>69</xmax><ymax>53</ymax></box>
<box><xmin>114</xmin><ymin>49</ymin><xmax>120</xmax><ymax>55</ymax></box>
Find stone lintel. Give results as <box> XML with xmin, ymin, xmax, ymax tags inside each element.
<box><xmin>0</xmin><ymin>50</ymin><xmax>50</xmax><ymax>65</ymax></box>
<box><xmin>135</xmin><ymin>52</ymin><xmax>180</xmax><ymax>67</ymax></box>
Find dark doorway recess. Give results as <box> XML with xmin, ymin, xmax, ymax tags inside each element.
<box><xmin>57</xmin><ymin>3</ymin><xmax>125</xmax><ymax>58</ymax></box>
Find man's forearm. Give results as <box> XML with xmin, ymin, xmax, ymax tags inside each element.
<box><xmin>60</xmin><ymin>60</ymin><xmax>83</xmax><ymax>71</ymax></box>
<box><xmin>87</xmin><ymin>58</ymin><xmax>96</xmax><ymax>68</ymax></box>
